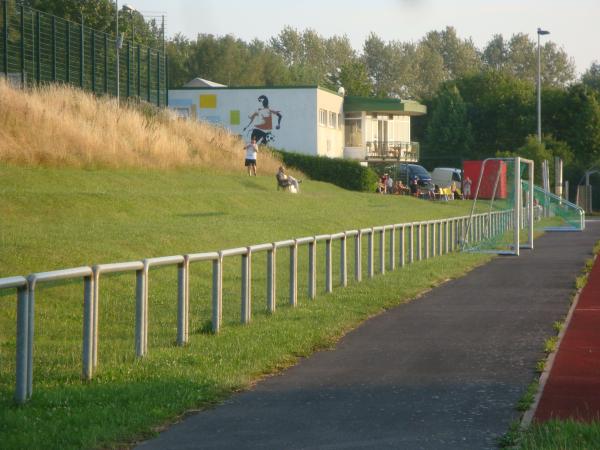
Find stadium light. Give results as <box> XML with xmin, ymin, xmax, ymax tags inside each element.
<box><xmin>537</xmin><ymin>28</ymin><xmax>550</xmax><ymax>143</ymax></box>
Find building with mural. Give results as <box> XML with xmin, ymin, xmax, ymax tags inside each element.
<box><xmin>168</xmin><ymin>82</ymin><xmax>426</xmax><ymax>163</ymax></box>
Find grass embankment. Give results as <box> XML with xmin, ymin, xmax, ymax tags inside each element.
<box><xmin>0</xmin><ymin>165</ymin><xmax>493</xmax><ymax>449</ymax></box>
<box><xmin>0</xmin><ymin>79</ymin><xmax>285</xmax><ymax>174</ymax></box>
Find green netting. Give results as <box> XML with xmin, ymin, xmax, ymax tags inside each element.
<box><xmin>461</xmin><ymin>158</ymin><xmax>529</xmax><ymax>254</ymax></box>
<box><xmin>527</xmin><ymin>182</ymin><xmax>585</xmax><ymax>231</ymax></box>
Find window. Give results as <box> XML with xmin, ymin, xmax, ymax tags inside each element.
<box><xmin>344</xmin><ymin>118</ymin><xmax>362</xmax><ymax>147</ymax></box>
<box><xmin>338</xmin><ymin>113</ymin><xmax>342</xmax><ymax>129</ymax></box>
<box><xmin>329</xmin><ymin>111</ymin><xmax>337</xmax><ymax>128</ymax></box>
<box><xmin>319</xmin><ymin>109</ymin><xmax>327</xmax><ymax>126</ymax></box>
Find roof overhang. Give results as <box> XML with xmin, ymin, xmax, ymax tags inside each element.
<box><xmin>343</xmin><ymin>96</ymin><xmax>427</xmax><ymax>116</ymax></box>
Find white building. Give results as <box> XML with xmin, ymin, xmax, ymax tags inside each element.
<box><xmin>168</xmin><ymin>83</ymin><xmax>426</xmax><ymax>162</ymax></box>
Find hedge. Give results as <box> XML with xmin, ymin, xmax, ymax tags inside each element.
<box><xmin>273</xmin><ymin>150</ymin><xmax>378</xmax><ymax>192</ymax></box>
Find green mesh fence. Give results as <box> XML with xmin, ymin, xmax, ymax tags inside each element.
<box><xmin>461</xmin><ymin>158</ymin><xmax>530</xmax><ymax>254</ymax></box>
<box><xmin>0</xmin><ymin>0</ymin><xmax>167</xmax><ymax>105</ymax></box>
<box><xmin>527</xmin><ymin>182</ymin><xmax>585</xmax><ymax>231</ymax></box>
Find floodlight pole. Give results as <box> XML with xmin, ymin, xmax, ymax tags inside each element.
<box><xmin>537</xmin><ymin>28</ymin><xmax>550</xmax><ymax>143</ymax></box>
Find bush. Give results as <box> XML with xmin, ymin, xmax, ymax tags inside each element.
<box><xmin>273</xmin><ymin>150</ymin><xmax>378</xmax><ymax>192</ymax></box>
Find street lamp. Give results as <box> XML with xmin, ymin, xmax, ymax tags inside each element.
<box><xmin>537</xmin><ymin>27</ymin><xmax>550</xmax><ymax>143</ymax></box>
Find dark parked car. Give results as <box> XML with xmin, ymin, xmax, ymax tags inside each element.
<box><xmin>387</xmin><ymin>163</ymin><xmax>432</xmax><ymax>187</ymax></box>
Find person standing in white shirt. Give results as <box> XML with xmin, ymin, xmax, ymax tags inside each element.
<box><xmin>244</xmin><ymin>138</ymin><xmax>258</xmax><ymax>176</ymax></box>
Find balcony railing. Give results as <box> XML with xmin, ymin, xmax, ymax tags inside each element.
<box><xmin>365</xmin><ymin>141</ymin><xmax>419</xmax><ymax>162</ymax></box>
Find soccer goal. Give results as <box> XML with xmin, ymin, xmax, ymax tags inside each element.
<box><xmin>461</xmin><ymin>157</ymin><xmax>534</xmax><ymax>256</ymax></box>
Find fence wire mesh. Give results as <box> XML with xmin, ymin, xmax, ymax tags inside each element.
<box><xmin>0</xmin><ymin>0</ymin><xmax>167</xmax><ymax>105</ymax></box>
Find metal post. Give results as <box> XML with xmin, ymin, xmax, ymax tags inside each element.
<box><xmin>212</xmin><ymin>257</ymin><xmax>222</xmax><ymax>333</ymax></box>
<box><xmin>82</xmin><ymin>275</ymin><xmax>94</xmax><ymax>380</ymax></box>
<box><xmin>2</xmin><ymin>0</ymin><xmax>7</xmax><ymax>76</ymax></box>
<box><xmin>19</xmin><ymin>4</ymin><xmax>24</xmax><ymax>87</ymax></box>
<box><xmin>425</xmin><ymin>223</ymin><xmax>430</xmax><ymax>259</ymax></box>
<box><xmin>431</xmin><ymin>223</ymin><xmax>436</xmax><ymax>257</ymax></box>
<box><xmin>156</xmin><ymin>50</ymin><xmax>160</xmax><ymax>106</ymax></box>
<box><xmin>80</xmin><ymin>15</ymin><xmax>84</xmax><ymax>88</ymax></box>
<box><xmin>126</xmin><ymin>40</ymin><xmax>130</xmax><ymax>98</ymax></box>
<box><xmin>65</xmin><ymin>21</ymin><xmax>70</xmax><ymax>83</ymax></box>
<box><xmin>309</xmin><ymin>241</ymin><xmax>316</xmax><ymax>299</ymax></box>
<box><xmin>15</xmin><ymin>285</ymin><xmax>29</xmax><ymax>404</ymax></box>
<box><xmin>51</xmin><ymin>16</ymin><xmax>56</xmax><ymax>81</ymax></box>
<box><xmin>103</xmin><ymin>34</ymin><xmax>107</xmax><ymax>93</ymax></box>
<box><xmin>289</xmin><ymin>242</ymin><xmax>297</xmax><ymax>306</ymax></box>
<box><xmin>417</xmin><ymin>224</ymin><xmax>422</xmax><ymax>261</ymax></box>
<box><xmin>147</xmin><ymin>47</ymin><xmax>150</xmax><ymax>101</ymax></box>
<box><xmin>325</xmin><ymin>238</ymin><xmax>332</xmax><ymax>292</ymax></box>
<box><xmin>165</xmin><ymin>54</ymin><xmax>169</xmax><ymax>106</ymax></box>
<box><xmin>340</xmin><ymin>234</ymin><xmax>347</xmax><ymax>287</ymax></box>
<box><xmin>35</xmin><ymin>12</ymin><xmax>40</xmax><ymax>83</ymax></box>
<box><xmin>438</xmin><ymin>221</ymin><xmax>443</xmax><ymax>255</ymax></box>
<box><xmin>177</xmin><ymin>258</ymin><xmax>188</xmax><ymax>344</ymax></box>
<box><xmin>537</xmin><ymin>31</ymin><xmax>541</xmax><ymax>142</ymax></box>
<box><xmin>399</xmin><ymin>225</ymin><xmax>405</xmax><ymax>267</ymax></box>
<box><xmin>135</xmin><ymin>268</ymin><xmax>146</xmax><ymax>356</ymax></box>
<box><xmin>92</xmin><ymin>270</ymin><xmax>99</xmax><ymax>368</ymax></box>
<box><xmin>445</xmin><ymin>220</ymin><xmax>449</xmax><ymax>254</ymax></box>
<box><xmin>91</xmin><ymin>30</ymin><xmax>95</xmax><ymax>92</ymax></box>
<box><xmin>241</xmin><ymin>252</ymin><xmax>250</xmax><ymax>323</ymax></box>
<box><xmin>514</xmin><ymin>157</ymin><xmax>521</xmax><ymax>256</ymax></box>
<box><xmin>389</xmin><ymin>227</ymin><xmax>395</xmax><ymax>270</ymax></box>
<box><xmin>136</xmin><ymin>44</ymin><xmax>140</xmax><ymax>97</ymax></box>
<box><xmin>115</xmin><ymin>0</ymin><xmax>120</xmax><ymax>102</ymax></box>
<box><xmin>26</xmin><ymin>280</ymin><xmax>35</xmax><ymax>398</ymax></box>
<box><xmin>409</xmin><ymin>224</ymin><xmax>414</xmax><ymax>263</ymax></box>
<box><xmin>354</xmin><ymin>232</ymin><xmax>362</xmax><ymax>282</ymax></box>
<box><xmin>267</xmin><ymin>247</ymin><xmax>276</xmax><ymax>312</ymax></box>
<box><xmin>367</xmin><ymin>231</ymin><xmax>374</xmax><ymax>278</ymax></box>
<box><xmin>379</xmin><ymin>229</ymin><xmax>385</xmax><ymax>274</ymax></box>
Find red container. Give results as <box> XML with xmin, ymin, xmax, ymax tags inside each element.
<box><xmin>462</xmin><ymin>160</ymin><xmax>507</xmax><ymax>200</ymax></box>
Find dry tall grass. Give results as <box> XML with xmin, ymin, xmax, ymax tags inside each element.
<box><xmin>0</xmin><ymin>80</ymin><xmax>285</xmax><ymax>173</ymax></box>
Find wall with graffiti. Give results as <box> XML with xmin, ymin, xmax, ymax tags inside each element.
<box><xmin>168</xmin><ymin>87</ymin><xmax>344</xmax><ymax>158</ymax></box>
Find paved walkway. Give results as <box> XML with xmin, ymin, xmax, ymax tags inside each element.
<box><xmin>137</xmin><ymin>222</ymin><xmax>600</xmax><ymax>450</ymax></box>
<box><xmin>533</xmin><ymin>235</ymin><xmax>600</xmax><ymax>423</ymax></box>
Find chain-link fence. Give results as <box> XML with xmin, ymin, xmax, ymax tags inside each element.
<box><xmin>0</xmin><ymin>0</ymin><xmax>167</xmax><ymax>106</ymax></box>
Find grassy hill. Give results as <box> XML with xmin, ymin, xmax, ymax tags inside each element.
<box><xmin>0</xmin><ymin>82</ymin><xmax>493</xmax><ymax>449</ymax></box>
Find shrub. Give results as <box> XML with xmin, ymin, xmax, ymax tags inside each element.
<box><xmin>273</xmin><ymin>150</ymin><xmax>378</xmax><ymax>192</ymax></box>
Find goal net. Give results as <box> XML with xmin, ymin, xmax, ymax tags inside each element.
<box><xmin>461</xmin><ymin>157</ymin><xmax>534</xmax><ymax>255</ymax></box>
<box><xmin>528</xmin><ymin>183</ymin><xmax>585</xmax><ymax>232</ymax></box>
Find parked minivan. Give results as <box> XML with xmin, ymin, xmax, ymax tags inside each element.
<box><xmin>387</xmin><ymin>163</ymin><xmax>432</xmax><ymax>187</ymax></box>
<box><xmin>431</xmin><ymin>167</ymin><xmax>462</xmax><ymax>189</ymax></box>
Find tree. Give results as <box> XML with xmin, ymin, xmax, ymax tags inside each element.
<box><xmin>482</xmin><ymin>33</ymin><xmax>575</xmax><ymax>87</ymax></box>
<box><xmin>582</xmin><ymin>62</ymin><xmax>600</xmax><ymax>94</ymax></box>
<box><xmin>423</xmin><ymin>84</ymin><xmax>473</xmax><ymax>167</ymax></box>
<box><xmin>337</xmin><ymin>61</ymin><xmax>372</xmax><ymax>97</ymax></box>
<box><xmin>455</xmin><ymin>71</ymin><xmax>535</xmax><ymax>158</ymax></box>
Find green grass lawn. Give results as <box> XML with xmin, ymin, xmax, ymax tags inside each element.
<box><xmin>1</xmin><ymin>165</ymin><xmax>496</xmax><ymax>449</ymax></box>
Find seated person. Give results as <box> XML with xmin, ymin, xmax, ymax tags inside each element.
<box><xmin>450</xmin><ymin>181</ymin><xmax>462</xmax><ymax>200</ymax></box>
<box><xmin>409</xmin><ymin>178</ymin><xmax>419</xmax><ymax>196</ymax></box>
<box><xmin>276</xmin><ymin>166</ymin><xmax>301</xmax><ymax>193</ymax></box>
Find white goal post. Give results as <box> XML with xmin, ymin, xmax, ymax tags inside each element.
<box><xmin>463</xmin><ymin>157</ymin><xmax>534</xmax><ymax>256</ymax></box>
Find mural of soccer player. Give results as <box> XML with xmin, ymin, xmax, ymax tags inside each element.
<box><xmin>242</xmin><ymin>95</ymin><xmax>283</xmax><ymax>145</ymax></box>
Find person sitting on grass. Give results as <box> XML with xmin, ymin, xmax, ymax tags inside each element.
<box><xmin>276</xmin><ymin>166</ymin><xmax>301</xmax><ymax>193</ymax></box>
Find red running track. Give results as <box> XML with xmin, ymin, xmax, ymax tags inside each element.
<box><xmin>534</xmin><ymin>255</ymin><xmax>600</xmax><ymax>423</ymax></box>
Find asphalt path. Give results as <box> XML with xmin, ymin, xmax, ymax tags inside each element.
<box><xmin>137</xmin><ymin>221</ymin><xmax>600</xmax><ymax>450</ymax></box>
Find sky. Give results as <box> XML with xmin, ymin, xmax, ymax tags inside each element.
<box><xmin>128</xmin><ymin>0</ymin><xmax>599</xmax><ymax>76</ymax></box>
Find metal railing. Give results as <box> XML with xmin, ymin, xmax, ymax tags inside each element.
<box><xmin>365</xmin><ymin>141</ymin><xmax>420</xmax><ymax>162</ymax></box>
<box><xmin>0</xmin><ymin>0</ymin><xmax>167</xmax><ymax>105</ymax></box>
<box><xmin>1</xmin><ymin>210</ymin><xmax>515</xmax><ymax>404</ymax></box>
